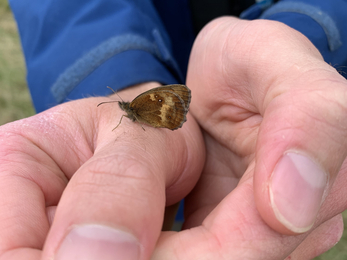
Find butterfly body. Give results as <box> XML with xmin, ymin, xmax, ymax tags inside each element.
<box><xmin>99</xmin><ymin>84</ymin><xmax>191</xmax><ymax>131</ymax></box>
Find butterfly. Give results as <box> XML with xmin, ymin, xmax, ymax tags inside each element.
<box><xmin>97</xmin><ymin>84</ymin><xmax>191</xmax><ymax>131</ymax></box>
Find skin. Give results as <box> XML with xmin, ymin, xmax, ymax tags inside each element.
<box><xmin>0</xmin><ymin>17</ymin><xmax>347</xmax><ymax>260</ymax></box>
<box><xmin>157</xmin><ymin>17</ymin><xmax>347</xmax><ymax>259</ymax></box>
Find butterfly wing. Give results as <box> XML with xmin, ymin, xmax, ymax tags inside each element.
<box><xmin>154</xmin><ymin>84</ymin><xmax>191</xmax><ymax>109</ymax></box>
<box><xmin>129</xmin><ymin>84</ymin><xmax>191</xmax><ymax>130</ymax></box>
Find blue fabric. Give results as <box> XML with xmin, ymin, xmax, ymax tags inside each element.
<box><xmin>240</xmin><ymin>0</ymin><xmax>275</xmax><ymax>20</ymax></box>
<box><xmin>9</xmin><ymin>0</ymin><xmax>194</xmax><ymax>112</ymax></box>
<box><xmin>256</xmin><ymin>0</ymin><xmax>347</xmax><ymax>77</ymax></box>
<box><xmin>260</xmin><ymin>1</ymin><xmax>342</xmax><ymax>51</ymax></box>
<box><xmin>51</xmin><ymin>33</ymin><xmax>181</xmax><ymax>104</ymax></box>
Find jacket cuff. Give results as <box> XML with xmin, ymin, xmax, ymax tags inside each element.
<box><xmin>29</xmin><ymin>30</ymin><xmax>182</xmax><ymax>112</ymax></box>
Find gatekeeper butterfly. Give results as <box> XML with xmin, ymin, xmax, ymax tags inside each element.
<box><xmin>97</xmin><ymin>84</ymin><xmax>191</xmax><ymax>131</ymax></box>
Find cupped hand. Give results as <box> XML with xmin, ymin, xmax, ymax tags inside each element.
<box><xmin>153</xmin><ymin>17</ymin><xmax>347</xmax><ymax>259</ymax></box>
<box><xmin>0</xmin><ymin>82</ymin><xmax>205</xmax><ymax>260</ymax></box>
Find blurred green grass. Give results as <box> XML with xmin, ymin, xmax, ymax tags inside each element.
<box><xmin>0</xmin><ymin>0</ymin><xmax>346</xmax><ymax>259</ymax></box>
<box><xmin>0</xmin><ymin>0</ymin><xmax>34</xmax><ymax>125</ymax></box>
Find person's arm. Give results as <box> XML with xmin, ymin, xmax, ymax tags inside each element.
<box><xmin>9</xmin><ymin>0</ymin><xmax>182</xmax><ymax>112</ymax></box>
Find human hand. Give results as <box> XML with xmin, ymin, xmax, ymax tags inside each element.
<box><xmin>0</xmin><ymin>82</ymin><xmax>205</xmax><ymax>260</ymax></box>
<box><xmin>152</xmin><ymin>17</ymin><xmax>347</xmax><ymax>259</ymax></box>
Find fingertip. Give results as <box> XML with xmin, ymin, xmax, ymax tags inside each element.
<box><xmin>255</xmin><ymin>152</ymin><xmax>329</xmax><ymax>235</ymax></box>
<box><xmin>55</xmin><ymin>224</ymin><xmax>140</xmax><ymax>260</ymax></box>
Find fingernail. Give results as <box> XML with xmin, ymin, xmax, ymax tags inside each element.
<box><xmin>56</xmin><ymin>224</ymin><xmax>140</xmax><ymax>260</ymax></box>
<box><xmin>270</xmin><ymin>152</ymin><xmax>328</xmax><ymax>233</ymax></box>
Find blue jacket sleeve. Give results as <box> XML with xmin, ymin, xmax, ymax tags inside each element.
<box><xmin>9</xmin><ymin>0</ymin><xmax>184</xmax><ymax>112</ymax></box>
<box><xmin>242</xmin><ymin>0</ymin><xmax>347</xmax><ymax>78</ymax></box>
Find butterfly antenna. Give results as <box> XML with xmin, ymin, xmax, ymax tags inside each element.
<box><xmin>97</xmin><ymin>86</ymin><xmax>126</xmax><ymax>107</ymax></box>
<box><xmin>97</xmin><ymin>100</ymin><xmax>119</xmax><ymax>107</ymax></box>
<box><xmin>107</xmin><ymin>86</ymin><xmax>124</xmax><ymax>102</ymax></box>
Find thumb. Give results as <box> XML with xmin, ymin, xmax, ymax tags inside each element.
<box><xmin>254</xmin><ymin>61</ymin><xmax>347</xmax><ymax>234</ymax></box>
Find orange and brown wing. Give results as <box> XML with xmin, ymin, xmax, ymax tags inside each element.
<box><xmin>129</xmin><ymin>85</ymin><xmax>191</xmax><ymax>130</ymax></box>
<box><xmin>152</xmin><ymin>84</ymin><xmax>191</xmax><ymax>109</ymax></box>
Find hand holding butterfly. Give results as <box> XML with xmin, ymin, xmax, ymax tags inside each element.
<box><xmin>0</xmin><ymin>81</ymin><xmax>206</xmax><ymax>259</ymax></box>
<box><xmin>153</xmin><ymin>17</ymin><xmax>347</xmax><ymax>259</ymax></box>
<box><xmin>1</xmin><ymin>17</ymin><xmax>347</xmax><ymax>260</ymax></box>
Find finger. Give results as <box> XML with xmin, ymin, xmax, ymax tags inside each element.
<box><xmin>250</xmin><ymin>32</ymin><xmax>347</xmax><ymax>233</ymax></box>
<box><xmin>153</xmin><ymin>173</ymin><xmax>305</xmax><ymax>260</ymax></box>
<box><xmin>287</xmin><ymin>214</ymin><xmax>344</xmax><ymax>259</ymax></box>
<box><xmin>0</xmin><ymin>161</ymin><xmax>47</xmax><ymax>260</ymax></box>
<box><xmin>188</xmin><ymin>17</ymin><xmax>347</xmax><ymax>234</ymax></box>
<box><xmin>0</xmin><ymin>103</ymin><xmax>92</xmax><ymax>259</ymax></box>
<box><xmin>41</xmin><ymin>98</ymin><xmax>204</xmax><ymax>259</ymax></box>
<box><xmin>182</xmin><ymin>131</ymin><xmax>245</xmax><ymax>229</ymax></box>
<box><xmin>153</xmin><ymin>163</ymin><xmax>345</xmax><ymax>260</ymax></box>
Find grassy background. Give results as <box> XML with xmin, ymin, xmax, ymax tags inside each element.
<box><xmin>0</xmin><ymin>0</ymin><xmax>346</xmax><ymax>258</ymax></box>
<box><xmin>0</xmin><ymin>0</ymin><xmax>34</xmax><ymax>124</ymax></box>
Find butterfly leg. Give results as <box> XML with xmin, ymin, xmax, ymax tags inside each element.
<box><xmin>112</xmin><ymin>114</ymin><xmax>146</xmax><ymax>131</ymax></box>
<box><xmin>132</xmin><ymin>114</ymin><xmax>146</xmax><ymax>131</ymax></box>
<box><xmin>139</xmin><ymin>124</ymin><xmax>145</xmax><ymax>131</ymax></box>
<box><xmin>112</xmin><ymin>114</ymin><xmax>126</xmax><ymax>131</ymax></box>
